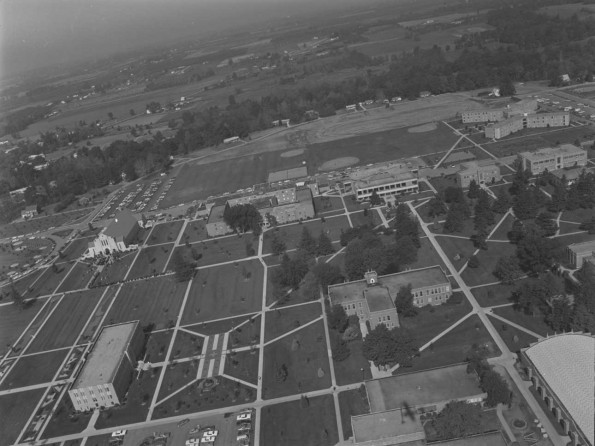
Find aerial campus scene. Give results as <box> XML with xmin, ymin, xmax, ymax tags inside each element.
<box><xmin>0</xmin><ymin>1</ymin><xmax>594</xmax><ymax>446</ymax></box>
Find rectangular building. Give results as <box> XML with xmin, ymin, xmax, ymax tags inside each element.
<box><xmin>520</xmin><ymin>144</ymin><xmax>587</xmax><ymax>175</ymax></box>
<box><xmin>21</xmin><ymin>205</ymin><xmax>38</xmax><ymax>219</ymax></box>
<box><xmin>69</xmin><ymin>321</ymin><xmax>144</xmax><ymax>412</ymax></box>
<box><xmin>567</xmin><ymin>240</ymin><xmax>595</xmax><ymax>269</ymax></box>
<box><xmin>461</xmin><ymin>109</ymin><xmax>505</xmax><ymax>123</ymax></box>
<box><xmin>456</xmin><ymin>160</ymin><xmax>502</xmax><ymax>188</ymax></box>
<box><xmin>350</xmin><ymin>165</ymin><xmax>419</xmax><ymax>201</ymax></box>
<box><xmin>351</xmin><ymin>409</ymin><xmax>425</xmax><ymax>445</ymax></box>
<box><xmin>86</xmin><ymin>210</ymin><xmax>139</xmax><ymax>258</ymax></box>
<box><xmin>485</xmin><ymin>113</ymin><xmax>570</xmax><ymax>140</ymax></box>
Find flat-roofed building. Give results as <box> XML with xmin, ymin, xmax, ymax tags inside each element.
<box><xmin>461</xmin><ymin>109</ymin><xmax>505</xmax><ymax>123</ymax></box>
<box><xmin>351</xmin><ymin>408</ymin><xmax>425</xmax><ymax>445</ymax></box>
<box><xmin>567</xmin><ymin>240</ymin><xmax>595</xmax><ymax>269</ymax></box>
<box><xmin>349</xmin><ymin>164</ymin><xmax>418</xmax><ymax>201</ymax></box>
<box><xmin>521</xmin><ymin>333</ymin><xmax>595</xmax><ymax>446</ymax></box>
<box><xmin>520</xmin><ymin>144</ymin><xmax>587</xmax><ymax>175</ymax></box>
<box><xmin>456</xmin><ymin>160</ymin><xmax>502</xmax><ymax>188</ymax></box>
<box><xmin>485</xmin><ymin>113</ymin><xmax>570</xmax><ymax>139</ymax></box>
<box><xmin>86</xmin><ymin>210</ymin><xmax>139</xmax><ymax>257</ymax></box>
<box><xmin>365</xmin><ymin>364</ymin><xmax>486</xmax><ymax>414</ymax></box>
<box><xmin>69</xmin><ymin>321</ymin><xmax>144</xmax><ymax>412</ymax></box>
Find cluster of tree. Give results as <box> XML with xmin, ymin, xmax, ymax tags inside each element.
<box><xmin>443</xmin><ymin>187</ymin><xmax>471</xmax><ymax>233</ymax></box>
<box><xmin>467</xmin><ymin>350</ymin><xmax>512</xmax><ymax>407</ymax></box>
<box><xmin>171</xmin><ymin>249</ymin><xmax>197</xmax><ymax>282</ymax></box>
<box><xmin>362</xmin><ymin>323</ymin><xmax>419</xmax><ymax>367</ymax></box>
<box><xmin>343</xmin><ymin>229</ymin><xmax>399</xmax><ymax>280</ymax></box>
<box><xmin>469</xmin><ymin>183</ymin><xmax>495</xmax><ymax>250</ymax></box>
<box><xmin>394</xmin><ymin>284</ymin><xmax>417</xmax><ymax>317</ymax></box>
<box><xmin>2</xmin><ymin>104</ymin><xmax>52</xmax><ymax>137</ymax></box>
<box><xmin>223</xmin><ymin>204</ymin><xmax>263</xmax><ymax>235</ymax></box>
<box><xmin>428</xmin><ymin>401</ymin><xmax>486</xmax><ymax>441</ymax></box>
<box><xmin>38</xmin><ymin>122</ymin><xmax>105</xmax><ymax>151</ymax></box>
<box><xmin>393</xmin><ymin>204</ymin><xmax>421</xmax><ymax>262</ymax></box>
<box><xmin>327</xmin><ymin>304</ymin><xmax>362</xmax><ymax>361</ymax></box>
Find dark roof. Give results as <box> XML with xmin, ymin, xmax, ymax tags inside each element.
<box><xmin>104</xmin><ymin>210</ymin><xmax>138</xmax><ymax>239</ymax></box>
<box><xmin>364</xmin><ymin>287</ymin><xmax>395</xmax><ymax>312</ymax></box>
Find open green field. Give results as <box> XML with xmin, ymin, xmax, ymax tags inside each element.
<box><xmin>29</xmin><ymin>264</ymin><xmax>72</xmax><ymax>297</ymax></box>
<box><xmin>57</xmin><ymin>261</ymin><xmax>95</xmax><ymax>292</ymax></box>
<box><xmin>0</xmin><ymin>389</ymin><xmax>45</xmax><ymax>445</ymax></box>
<box><xmin>184</xmin><ymin>314</ymin><xmax>256</xmax><ymax>336</ymax></box>
<box><xmin>562</xmin><ymin>207</ymin><xmax>595</xmax><ymax>223</ymax></box>
<box><xmin>0</xmin><ymin>299</ymin><xmax>43</xmax><ymax>356</ymax></box>
<box><xmin>262</xmin><ymin>320</ymin><xmax>331</xmax><ymax>399</ymax></box>
<box><xmin>153</xmin><ymin>376</ymin><xmax>255</xmax><ymax>419</ymax></box>
<box><xmin>489</xmin><ymin>213</ymin><xmax>515</xmax><ymax>240</ymax></box>
<box><xmin>183</xmin><ymin>234</ymin><xmax>256</xmax><ymax>266</ymax></box>
<box><xmin>338</xmin><ymin>387</ymin><xmax>370</xmax><ymax>440</ymax></box>
<box><xmin>27</xmin><ymin>288</ymin><xmax>103</xmax><ymax>353</ymax></box>
<box><xmin>0</xmin><ymin>269</ymin><xmax>43</xmax><ymax>297</ymax></box>
<box><xmin>554</xmin><ymin>231</ymin><xmax>595</xmax><ymax>246</ymax></box>
<box><xmin>313</xmin><ymin>196</ymin><xmax>345</xmax><ymax>215</ymax></box>
<box><xmin>58</xmin><ymin>237</ymin><xmax>93</xmax><ymax>263</ymax></box>
<box><xmin>261</xmin><ymin>395</ymin><xmax>339</xmax><ymax>446</ymax></box>
<box><xmin>92</xmin><ymin>251</ymin><xmax>136</xmax><ymax>286</ymax></box>
<box><xmin>558</xmin><ymin>220</ymin><xmax>583</xmax><ymax>235</ymax></box>
<box><xmin>224</xmin><ymin>349</ymin><xmax>260</xmax><ymax>384</ymax></box>
<box><xmin>262</xmin><ymin>215</ymin><xmax>350</xmax><ymax>254</ymax></box>
<box><xmin>332</xmin><ymin>338</ymin><xmax>373</xmax><ymax>386</ymax></box>
<box><xmin>471</xmin><ymin>282</ymin><xmax>518</xmax><ymax>307</ymax></box>
<box><xmin>171</xmin><ymin>330</ymin><xmax>204</xmax><ymax>360</ymax></box>
<box><xmin>264</xmin><ymin>302</ymin><xmax>322</xmax><ymax>342</ymax></box>
<box><xmin>107</xmin><ymin>276</ymin><xmax>187</xmax><ymax>330</ymax></box>
<box><xmin>158</xmin><ymin>359</ymin><xmax>199</xmax><ymax>400</ymax></box>
<box><xmin>489</xmin><ymin>315</ymin><xmax>538</xmax><ymax>353</ymax></box>
<box><xmin>144</xmin><ymin>330</ymin><xmax>173</xmax><ymax>363</ymax></box>
<box><xmin>435</xmin><ymin>235</ymin><xmax>476</xmax><ymax>270</ymax></box>
<box><xmin>7</xmin><ymin>296</ymin><xmax>60</xmax><ymax>356</ymax></box>
<box><xmin>229</xmin><ymin>315</ymin><xmax>261</xmax><ymax>348</ymax></box>
<box><xmin>182</xmin><ymin>260</ymin><xmax>263</xmax><ymax>324</ymax></box>
<box><xmin>181</xmin><ymin>219</ymin><xmax>208</xmax><ymax>243</ymax></box>
<box><xmin>41</xmin><ymin>393</ymin><xmax>93</xmax><ymax>439</ymax></box>
<box><xmin>397</xmin><ymin>315</ymin><xmax>500</xmax><ymax>374</ymax></box>
<box><xmin>492</xmin><ymin>306</ymin><xmax>552</xmax><ymax>337</ymax></box>
<box><xmin>147</xmin><ymin>220</ymin><xmax>184</xmax><ymax>246</ymax></box>
<box><xmin>405</xmin><ymin>237</ymin><xmax>449</xmax><ymax>271</ymax></box>
<box><xmin>461</xmin><ymin>241</ymin><xmax>517</xmax><ymax>287</ymax></box>
<box><xmin>127</xmin><ymin>243</ymin><xmax>173</xmax><ymax>279</ymax></box>
<box><xmin>0</xmin><ymin>349</ymin><xmax>68</xmax><ymax>390</ymax></box>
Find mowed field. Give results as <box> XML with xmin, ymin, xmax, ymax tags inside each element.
<box><xmin>26</xmin><ymin>288</ymin><xmax>104</xmax><ymax>353</ymax></box>
<box><xmin>0</xmin><ymin>389</ymin><xmax>45</xmax><ymax>445</ymax></box>
<box><xmin>105</xmin><ymin>276</ymin><xmax>187</xmax><ymax>330</ymax></box>
<box><xmin>0</xmin><ymin>349</ymin><xmax>68</xmax><ymax>390</ymax></box>
<box><xmin>0</xmin><ymin>301</ymin><xmax>44</xmax><ymax>356</ymax></box>
<box><xmin>182</xmin><ymin>260</ymin><xmax>264</xmax><ymax>324</ymax></box>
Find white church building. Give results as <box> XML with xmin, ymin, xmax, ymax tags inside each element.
<box><xmin>85</xmin><ymin>210</ymin><xmax>140</xmax><ymax>258</ymax></box>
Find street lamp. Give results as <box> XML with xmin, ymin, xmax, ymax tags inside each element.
<box><xmin>360</xmin><ymin>367</ymin><xmax>365</xmax><ymax>381</ymax></box>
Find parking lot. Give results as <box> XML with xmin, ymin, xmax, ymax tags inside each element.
<box><xmin>120</xmin><ymin>409</ymin><xmax>253</xmax><ymax>446</ymax></box>
<box><xmin>530</xmin><ymin>90</ymin><xmax>595</xmax><ymax>125</ymax></box>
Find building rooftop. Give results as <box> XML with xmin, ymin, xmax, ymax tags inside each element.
<box><xmin>73</xmin><ymin>321</ymin><xmax>139</xmax><ymax>389</ymax></box>
<box><xmin>207</xmin><ymin>204</ymin><xmax>227</xmax><ymax>224</ymax></box>
<box><xmin>365</xmin><ymin>364</ymin><xmax>484</xmax><ymax>412</ymax></box>
<box><xmin>550</xmin><ymin>167</ymin><xmax>590</xmax><ymax>182</ymax></box>
<box><xmin>520</xmin><ymin>144</ymin><xmax>584</xmax><ymax>161</ymax></box>
<box><xmin>329</xmin><ymin>266</ymin><xmax>448</xmax><ymax>306</ymax></box>
<box><xmin>567</xmin><ymin>239</ymin><xmax>595</xmax><ymax>254</ymax></box>
<box><xmin>459</xmin><ymin>159</ymin><xmax>498</xmax><ymax>171</ymax></box>
<box><xmin>363</xmin><ymin>286</ymin><xmax>395</xmax><ymax>312</ymax></box>
<box><xmin>352</xmin><ymin>409</ymin><xmax>425</xmax><ymax>444</ymax></box>
<box><xmin>103</xmin><ymin>210</ymin><xmax>138</xmax><ymax>239</ymax></box>
<box><xmin>437</xmin><ymin>432</ymin><xmax>507</xmax><ymax>446</ymax></box>
<box><xmin>523</xmin><ymin>333</ymin><xmax>595</xmax><ymax>446</ymax></box>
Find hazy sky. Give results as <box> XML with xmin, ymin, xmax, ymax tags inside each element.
<box><xmin>0</xmin><ymin>0</ymin><xmax>367</xmax><ymax>80</ymax></box>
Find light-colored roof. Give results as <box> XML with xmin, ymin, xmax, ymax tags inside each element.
<box><xmin>104</xmin><ymin>209</ymin><xmax>138</xmax><ymax>239</ymax></box>
<box><xmin>524</xmin><ymin>333</ymin><xmax>595</xmax><ymax>446</ymax></box>
<box><xmin>567</xmin><ymin>239</ymin><xmax>595</xmax><ymax>254</ymax></box>
<box><xmin>459</xmin><ymin>159</ymin><xmax>498</xmax><ymax>171</ymax></box>
<box><xmin>351</xmin><ymin>408</ymin><xmax>425</xmax><ymax>444</ymax></box>
<box><xmin>520</xmin><ymin>144</ymin><xmax>585</xmax><ymax>161</ymax></box>
<box><xmin>73</xmin><ymin>321</ymin><xmax>139</xmax><ymax>388</ymax></box>
<box><xmin>366</xmin><ymin>364</ymin><xmax>484</xmax><ymax>413</ymax></box>
<box><xmin>329</xmin><ymin>266</ymin><xmax>449</xmax><ymax>306</ymax></box>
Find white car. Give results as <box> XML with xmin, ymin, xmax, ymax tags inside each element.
<box><xmin>203</xmin><ymin>430</ymin><xmax>218</xmax><ymax>437</ymax></box>
<box><xmin>237</xmin><ymin>412</ymin><xmax>252</xmax><ymax>422</ymax></box>
<box><xmin>112</xmin><ymin>430</ymin><xmax>127</xmax><ymax>437</ymax></box>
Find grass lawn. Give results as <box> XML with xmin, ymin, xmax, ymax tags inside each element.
<box><xmin>553</xmin><ymin>231</ymin><xmax>594</xmax><ymax>246</ymax></box>
<box><xmin>225</xmin><ymin>349</ymin><xmax>260</xmax><ymax>384</ymax></box>
<box><xmin>435</xmin><ymin>235</ymin><xmax>476</xmax><ymax>270</ymax></box>
<box><xmin>57</xmin><ymin>261</ymin><xmax>95</xmax><ymax>293</ymax></box>
<box><xmin>0</xmin><ymin>349</ymin><xmax>68</xmax><ymax>390</ymax></box>
<box><xmin>262</xmin><ymin>216</ymin><xmax>350</xmax><ymax>254</ymax></box>
<box><xmin>147</xmin><ymin>220</ymin><xmax>184</xmax><ymax>246</ymax></box>
<box><xmin>338</xmin><ymin>386</ymin><xmax>370</xmax><ymax>440</ymax></box>
<box><xmin>41</xmin><ymin>392</ymin><xmax>93</xmax><ymax>439</ymax></box>
<box><xmin>158</xmin><ymin>360</ymin><xmax>199</xmax><ymax>400</ymax></box>
<box><xmin>425</xmin><ymin>408</ymin><xmax>501</xmax><ymax>442</ymax></box>
<box><xmin>406</xmin><ymin>237</ymin><xmax>449</xmax><ymax>271</ymax></box>
<box><xmin>144</xmin><ymin>330</ymin><xmax>173</xmax><ymax>363</ymax></box>
<box><xmin>561</xmin><ymin>207</ymin><xmax>595</xmax><ymax>223</ymax></box>
<box><xmin>558</xmin><ymin>221</ymin><xmax>582</xmax><ymax>235</ymax></box>
<box><xmin>314</xmin><ymin>196</ymin><xmax>345</xmax><ymax>214</ymax></box>
<box><xmin>461</xmin><ymin>241</ymin><xmax>517</xmax><ymax>287</ymax></box>
<box><xmin>399</xmin><ymin>293</ymin><xmax>472</xmax><ymax>346</ymax></box>
<box><xmin>229</xmin><ymin>315</ymin><xmax>261</xmax><ymax>348</ymax></box>
<box><xmin>344</xmin><ymin>196</ymin><xmax>370</xmax><ymax>213</ymax></box>
<box><xmin>0</xmin><ymin>299</ymin><xmax>44</xmax><ymax>356</ymax></box>
<box><xmin>92</xmin><ymin>252</ymin><xmax>137</xmax><ymax>286</ymax></box>
<box><xmin>182</xmin><ymin>260</ymin><xmax>263</xmax><ymax>324</ymax></box>
<box><xmin>58</xmin><ymin>237</ymin><xmax>94</xmax><ymax>263</ymax></box>
<box><xmin>397</xmin><ymin>315</ymin><xmax>500</xmax><ymax>375</ymax></box>
<box><xmin>0</xmin><ymin>389</ymin><xmax>45</xmax><ymax>444</ymax></box>
<box><xmin>95</xmin><ymin>367</ymin><xmax>161</xmax><ymax>428</ymax></box>
<box><xmin>262</xmin><ymin>320</ymin><xmax>331</xmax><ymax>399</ymax></box>
<box><xmin>265</xmin><ymin>268</ymin><xmax>311</xmax><ymax>307</ymax></box>
<box><xmin>184</xmin><ymin>314</ymin><xmax>256</xmax><ymax>336</ymax></box>
<box><xmin>492</xmin><ymin>306</ymin><xmax>552</xmax><ymax>337</ymax></box>
<box><xmin>29</xmin><ymin>264</ymin><xmax>73</xmax><ymax>297</ymax></box>
<box><xmin>264</xmin><ymin>302</ymin><xmax>322</xmax><ymax>342</ymax></box>
<box><xmin>349</xmin><ymin>210</ymin><xmax>376</xmax><ymax>228</ymax></box>
<box><xmin>471</xmin><ymin>282</ymin><xmax>518</xmax><ymax>307</ymax></box>
<box><xmin>85</xmin><ymin>434</ymin><xmax>112</xmax><ymax>446</ymax></box>
<box><xmin>261</xmin><ymin>395</ymin><xmax>339</xmax><ymax>446</ymax></box>
<box><xmin>27</xmin><ymin>288</ymin><xmax>104</xmax><ymax>353</ymax></box>
<box><xmin>489</xmin><ymin>314</ymin><xmax>538</xmax><ymax>353</ymax></box>
<box><xmin>0</xmin><ymin>269</ymin><xmax>43</xmax><ymax>297</ymax></box>
<box><xmin>7</xmin><ymin>296</ymin><xmax>61</xmax><ymax>356</ymax></box>
<box><xmin>432</xmin><ymin>217</ymin><xmax>476</xmax><ymax>239</ymax></box>
<box><xmin>332</xmin><ymin>338</ymin><xmax>373</xmax><ymax>386</ymax></box>
<box><xmin>188</xmin><ymin>234</ymin><xmax>256</xmax><ymax>267</ymax></box>
<box><xmin>181</xmin><ymin>219</ymin><xmax>208</xmax><ymax>243</ymax></box>
<box><xmin>107</xmin><ymin>276</ymin><xmax>187</xmax><ymax>330</ymax></box>
<box><xmin>171</xmin><ymin>331</ymin><xmax>204</xmax><ymax>360</ymax></box>
<box><xmin>489</xmin><ymin>213</ymin><xmax>515</xmax><ymax>240</ymax></box>
<box><xmin>126</xmin><ymin>244</ymin><xmax>173</xmax><ymax>279</ymax></box>
<box><xmin>152</xmin><ymin>376</ymin><xmax>256</xmax><ymax>419</ymax></box>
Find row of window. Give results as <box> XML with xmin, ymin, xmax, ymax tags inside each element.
<box><xmin>357</xmin><ymin>181</ymin><xmax>418</xmax><ymax>195</ymax></box>
<box><xmin>413</xmin><ymin>286</ymin><xmax>448</xmax><ymax>298</ymax></box>
<box><xmin>414</xmin><ymin>294</ymin><xmax>447</xmax><ymax>306</ymax></box>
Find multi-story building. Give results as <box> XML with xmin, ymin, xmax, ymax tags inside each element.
<box><xmin>456</xmin><ymin>160</ymin><xmax>502</xmax><ymax>188</ymax></box>
<box><xmin>521</xmin><ymin>333</ymin><xmax>595</xmax><ymax>446</ymax></box>
<box><xmin>461</xmin><ymin>109</ymin><xmax>505</xmax><ymax>123</ymax></box>
<box><xmin>69</xmin><ymin>321</ymin><xmax>144</xmax><ymax>412</ymax></box>
<box><xmin>85</xmin><ymin>210</ymin><xmax>139</xmax><ymax>257</ymax></box>
<box><xmin>346</xmin><ymin>164</ymin><xmax>418</xmax><ymax>201</ymax></box>
<box><xmin>485</xmin><ymin>112</ymin><xmax>570</xmax><ymax>139</ymax></box>
<box><xmin>519</xmin><ymin>144</ymin><xmax>587</xmax><ymax>175</ymax></box>
<box><xmin>567</xmin><ymin>240</ymin><xmax>595</xmax><ymax>269</ymax></box>
<box><xmin>21</xmin><ymin>205</ymin><xmax>38</xmax><ymax>219</ymax></box>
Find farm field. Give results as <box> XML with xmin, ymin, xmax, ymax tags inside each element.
<box><xmin>146</xmin><ymin>220</ymin><xmax>184</xmax><ymax>245</ymax></box>
<box><xmin>0</xmin><ymin>300</ymin><xmax>43</xmax><ymax>356</ymax></box>
<box><xmin>262</xmin><ymin>320</ymin><xmax>331</xmax><ymax>399</ymax></box>
<box><xmin>264</xmin><ymin>302</ymin><xmax>322</xmax><ymax>342</ymax></box>
<box><xmin>0</xmin><ymin>389</ymin><xmax>45</xmax><ymax>445</ymax></box>
<box><xmin>260</xmin><ymin>395</ymin><xmax>339</xmax><ymax>446</ymax></box>
<box><xmin>26</xmin><ymin>288</ymin><xmax>103</xmax><ymax>353</ymax></box>
<box><xmin>106</xmin><ymin>276</ymin><xmax>187</xmax><ymax>330</ymax></box>
<box><xmin>0</xmin><ymin>349</ymin><xmax>68</xmax><ymax>390</ymax></box>
<box><xmin>182</xmin><ymin>260</ymin><xmax>263</xmax><ymax>324</ymax></box>
<box><xmin>126</xmin><ymin>243</ymin><xmax>173</xmax><ymax>279</ymax></box>
<box><xmin>56</xmin><ymin>261</ymin><xmax>95</xmax><ymax>292</ymax></box>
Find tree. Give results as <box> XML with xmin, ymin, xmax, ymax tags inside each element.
<box><xmin>393</xmin><ymin>235</ymin><xmax>418</xmax><ymax>267</ymax></box>
<box><xmin>107</xmin><ymin>112</ymin><xmax>114</xmax><ymax>120</ymax></box>
<box><xmin>394</xmin><ymin>204</ymin><xmax>420</xmax><ymax>248</ymax></box>
<box><xmin>468</xmin><ymin>255</ymin><xmax>480</xmax><ymax>268</ymax></box>
<box><xmin>535</xmin><ymin>212</ymin><xmax>558</xmax><ymax>236</ymax></box>
<box><xmin>395</xmin><ymin>284</ymin><xmax>417</xmax><ymax>317</ymax></box>
<box><xmin>507</xmin><ymin>219</ymin><xmax>525</xmax><ymax>244</ymax></box>
<box><xmin>312</xmin><ymin>263</ymin><xmax>343</xmax><ymax>289</ymax></box>
<box><xmin>271</xmin><ymin>232</ymin><xmax>286</xmax><ymax>256</ymax></box>
<box><xmin>516</xmin><ymin>225</ymin><xmax>563</xmax><ymax>274</ymax></box>
<box><xmin>427</xmin><ymin>196</ymin><xmax>447</xmax><ymax>218</ymax></box>
<box><xmin>467</xmin><ymin>179</ymin><xmax>480</xmax><ymax>199</ymax></box>
<box><xmin>443</xmin><ymin>203</ymin><xmax>467</xmax><ymax>233</ymax></box>
<box><xmin>327</xmin><ymin>304</ymin><xmax>349</xmax><ymax>332</ymax></box>
<box><xmin>10</xmin><ymin>284</ymin><xmax>23</xmax><ymax>308</ymax></box>
<box><xmin>298</xmin><ymin>226</ymin><xmax>317</xmax><ymax>257</ymax></box>
<box><xmin>474</xmin><ymin>190</ymin><xmax>494</xmax><ymax>231</ymax></box>
<box><xmin>317</xmin><ymin>232</ymin><xmax>334</xmax><ymax>256</ymax></box>
<box><xmin>492</xmin><ymin>188</ymin><xmax>511</xmax><ymax>214</ymax></box>
<box><xmin>362</xmin><ymin>324</ymin><xmax>418</xmax><ymax>367</ymax></box>
<box><xmin>369</xmin><ymin>190</ymin><xmax>383</xmax><ymax>206</ymax></box>
<box><xmin>499</xmin><ymin>78</ymin><xmax>516</xmax><ymax>97</ymax></box>
<box><xmin>129</xmin><ymin>109</ymin><xmax>136</xmax><ymax>116</ymax></box>
<box><xmin>223</xmin><ymin>203</ymin><xmax>263</xmax><ymax>235</ymax></box>
<box><xmin>481</xmin><ymin>370</ymin><xmax>512</xmax><ymax>407</ymax></box>
<box><xmin>493</xmin><ymin>256</ymin><xmax>522</xmax><ymax>284</ymax></box>
<box><xmin>513</xmin><ymin>187</ymin><xmax>541</xmax><ymax>220</ymax></box>
<box><xmin>331</xmin><ymin>333</ymin><xmax>351</xmax><ymax>361</ymax></box>
<box><xmin>548</xmin><ymin>183</ymin><xmax>567</xmax><ymax>212</ymax></box>
<box><xmin>273</xmin><ymin>253</ymin><xmax>309</xmax><ymax>289</ymax></box>
<box><xmin>171</xmin><ymin>250</ymin><xmax>195</xmax><ymax>282</ymax></box>
<box><xmin>430</xmin><ymin>401</ymin><xmax>483</xmax><ymax>440</ymax></box>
